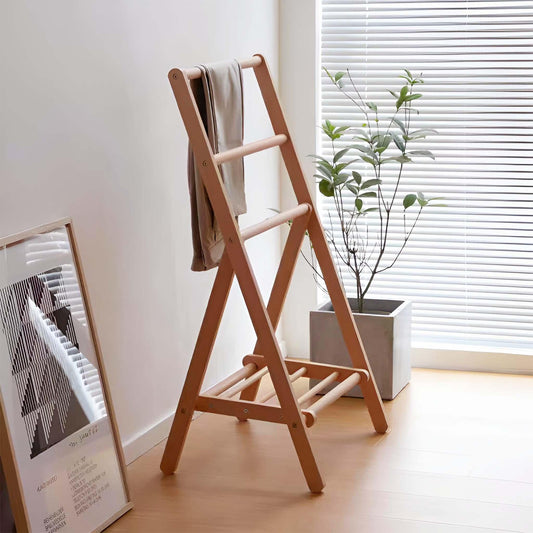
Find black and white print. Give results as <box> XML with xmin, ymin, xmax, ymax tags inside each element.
<box><xmin>0</xmin><ymin>267</ymin><xmax>106</xmax><ymax>459</ymax></box>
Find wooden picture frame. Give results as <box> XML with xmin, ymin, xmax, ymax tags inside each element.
<box><xmin>0</xmin><ymin>218</ymin><xmax>132</xmax><ymax>532</ymax></box>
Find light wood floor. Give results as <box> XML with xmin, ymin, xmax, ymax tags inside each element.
<box><xmin>108</xmin><ymin>369</ymin><xmax>533</xmax><ymax>533</ymax></box>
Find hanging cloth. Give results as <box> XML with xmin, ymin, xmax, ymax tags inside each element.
<box><xmin>187</xmin><ymin>60</ymin><xmax>246</xmax><ymax>271</ymax></box>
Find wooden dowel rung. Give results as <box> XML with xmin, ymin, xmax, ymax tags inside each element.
<box><xmin>303</xmin><ymin>373</ymin><xmax>361</xmax><ymax>427</ymax></box>
<box><xmin>258</xmin><ymin>367</ymin><xmax>307</xmax><ymax>403</ymax></box>
<box><xmin>184</xmin><ymin>55</ymin><xmax>263</xmax><ymax>80</ymax></box>
<box><xmin>220</xmin><ymin>366</ymin><xmax>269</xmax><ymax>399</ymax></box>
<box><xmin>241</xmin><ymin>203</ymin><xmax>311</xmax><ymax>241</ymax></box>
<box><xmin>202</xmin><ymin>363</ymin><xmax>257</xmax><ymax>397</ymax></box>
<box><xmin>214</xmin><ymin>134</ymin><xmax>287</xmax><ymax>165</ymax></box>
<box><xmin>297</xmin><ymin>372</ymin><xmax>339</xmax><ymax>407</ymax></box>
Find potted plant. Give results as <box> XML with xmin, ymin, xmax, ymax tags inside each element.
<box><xmin>308</xmin><ymin>68</ymin><xmax>443</xmax><ymax>400</ymax></box>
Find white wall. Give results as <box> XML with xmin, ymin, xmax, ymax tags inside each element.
<box><xmin>0</xmin><ymin>0</ymin><xmax>281</xmax><ymax>461</ymax></box>
<box><xmin>279</xmin><ymin>0</ymin><xmax>320</xmax><ymax>358</ymax></box>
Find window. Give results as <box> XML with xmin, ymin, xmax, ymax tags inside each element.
<box><xmin>320</xmin><ymin>0</ymin><xmax>533</xmax><ymax>353</ymax></box>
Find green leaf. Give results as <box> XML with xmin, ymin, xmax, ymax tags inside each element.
<box><xmin>359</xmin><ymin>191</ymin><xmax>377</xmax><ymax>198</ymax></box>
<box><xmin>346</xmin><ymin>184</ymin><xmax>359</xmax><ymax>195</ymax></box>
<box><xmin>333</xmin><ymin>147</ymin><xmax>350</xmax><ymax>163</ymax></box>
<box><xmin>334</xmin><ymin>71</ymin><xmax>345</xmax><ymax>83</ymax></box>
<box><xmin>366</xmin><ymin>101</ymin><xmax>378</xmax><ymax>112</ymax></box>
<box><xmin>408</xmin><ymin>150</ymin><xmax>435</xmax><ymax>160</ymax></box>
<box><xmin>417</xmin><ymin>192</ymin><xmax>428</xmax><ymax>206</ymax></box>
<box><xmin>409</xmin><ymin>129</ymin><xmax>438</xmax><ymax>140</ymax></box>
<box><xmin>355</xmin><ymin>198</ymin><xmax>363</xmax><ymax>211</ymax></box>
<box><xmin>405</xmin><ymin>93</ymin><xmax>422</xmax><ymax>101</ymax></box>
<box><xmin>322</xmin><ymin>123</ymin><xmax>337</xmax><ymax>140</ymax></box>
<box><xmin>360</xmin><ymin>155</ymin><xmax>377</xmax><ymax>166</ymax></box>
<box><xmin>391</xmin><ymin>117</ymin><xmax>406</xmax><ymax>134</ymax></box>
<box><xmin>351</xmin><ymin>144</ymin><xmax>376</xmax><ymax>157</ymax></box>
<box><xmin>411</xmin><ymin>129</ymin><xmax>438</xmax><ymax>135</ymax></box>
<box><xmin>361</xmin><ymin>178</ymin><xmax>382</xmax><ymax>189</ymax></box>
<box><xmin>319</xmin><ymin>179</ymin><xmax>334</xmax><ymax>197</ymax></box>
<box><xmin>388</xmin><ymin>90</ymin><xmax>398</xmax><ymax>98</ymax></box>
<box><xmin>323</xmin><ymin>67</ymin><xmax>334</xmax><ymax>84</ymax></box>
<box><xmin>351</xmin><ymin>171</ymin><xmax>362</xmax><ymax>184</ymax></box>
<box><xmin>357</xmin><ymin>145</ymin><xmax>378</xmax><ymax>159</ymax></box>
<box><xmin>391</xmin><ymin>132</ymin><xmax>405</xmax><ymax>152</ymax></box>
<box><xmin>396</xmin><ymin>86</ymin><xmax>409</xmax><ymax>110</ymax></box>
<box><xmin>427</xmin><ymin>197</ymin><xmax>447</xmax><ymax>208</ymax></box>
<box><xmin>317</xmin><ymin>162</ymin><xmax>334</xmax><ymax>176</ymax></box>
<box><xmin>362</xmin><ymin>207</ymin><xmax>379</xmax><ymax>213</ymax></box>
<box><xmin>334</xmin><ymin>162</ymin><xmax>349</xmax><ymax>173</ymax></box>
<box><xmin>333</xmin><ymin>174</ymin><xmax>349</xmax><ymax>186</ymax></box>
<box><xmin>309</xmin><ymin>154</ymin><xmax>329</xmax><ymax>162</ymax></box>
<box><xmin>334</xmin><ymin>125</ymin><xmax>351</xmax><ymax>135</ymax></box>
<box><xmin>403</xmin><ymin>194</ymin><xmax>417</xmax><ymax>209</ymax></box>
<box><xmin>382</xmin><ymin>155</ymin><xmax>412</xmax><ymax>164</ymax></box>
<box><xmin>376</xmin><ymin>134</ymin><xmax>392</xmax><ymax>149</ymax></box>
<box><xmin>350</xmin><ymin>143</ymin><xmax>369</xmax><ymax>152</ymax></box>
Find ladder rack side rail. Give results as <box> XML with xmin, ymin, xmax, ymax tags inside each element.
<box><xmin>160</xmin><ymin>251</ymin><xmax>235</xmax><ymax>474</ymax></box>
<box><xmin>239</xmin><ymin>211</ymin><xmax>311</xmax><ymax>404</ymax></box>
<box><xmin>165</xmin><ymin>67</ymin><xmax>324</xmax><ymax>493</ymax></box>
<box><xmin>251</xmin><ymin>54</ymin><xmax>388</xmax><ymax>434</ymax></box>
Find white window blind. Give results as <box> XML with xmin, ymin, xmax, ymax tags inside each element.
<box><xmin>320</xmin><ymin>0</ymin><xmax>533</xmax><ymax>353</ymax></box>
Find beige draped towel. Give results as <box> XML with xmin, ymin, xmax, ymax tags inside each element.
<box><xmin>187</xmin><ymin>60</ymin><xmax>246</xmax><ymax>271</ymax></box>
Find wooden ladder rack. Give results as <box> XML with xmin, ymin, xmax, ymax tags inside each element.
<box><xmin>160</xmin><ymin>54</ymin><xmax>388</xmax><ymax>493</ymax></box>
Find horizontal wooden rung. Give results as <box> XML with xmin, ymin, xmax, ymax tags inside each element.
<box><xmin>184</xmin><ymin>55</ymin><xmax>263</xmax><ymax>80</ymax></box>
<box><xmin>297</xmin><ymin>372</ymin><xmax>339</xmax><ymax>408</ymax></box>
<box><xmin>196</xmin><ymin>395</ymin><xmax>285</xmax><ymax>424</ymax></box>
<box><xmin>302</xmin><ymin>373</ymin><xmax>361</xmax><ymax>428</ymax></box>
<box><xmin>202</xmin><ymin>363</ymin><xmax>257</xmax><ymax>397</ymax></box>
<box><xmin>242</xmin><ymin>354</ymin><xmax>369</xmax><ymax>383</ymax></box>
<box><xmin>241</xmin><ymin>203</ymin><xmax>311</xmax><ymax>241</ymax></box>
<box><xmin>219</xmin><ymin>366</ymin><xmax>269</xmax><ymax>399</ymax></box>
<box><xmin>258</xmin><ymin>367</ymin><xmax>307</xmax><ymax>404</ymax></box>
<box><xmin>214</xmin><ymin>134</ymin><xmax>287</xmax><ymax>165</ymax></box>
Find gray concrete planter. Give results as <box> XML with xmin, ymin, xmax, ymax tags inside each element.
<box><xmin>310</xmin><ymin>298</ymin><xmax>412</xmax><ymax>400</ymax></box>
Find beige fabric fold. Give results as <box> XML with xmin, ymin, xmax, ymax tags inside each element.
<box><xmin>187</xmin><ymin>60</ymin><xmax>246</xmax><ymax>271</ymax></box>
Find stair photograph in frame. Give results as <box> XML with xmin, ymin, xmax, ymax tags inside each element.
<box><xmin>0</xmin><ymin>218</ymin><xmax>132</xmax><ymax>533</ymax></box>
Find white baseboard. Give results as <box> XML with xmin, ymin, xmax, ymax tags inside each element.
<box><xmin>122</xmin><ymin>411</ymin><xmax>203</xmax><ymax>465</ymax></box>
<box><xmin>412</xmin><ymin>347</ymin><xmax>533</xmax><ymax>375</ymax></box>
<box><xmin>122</xmin><ymin>412</ymin><xmax>174</xmax><ymax>465</ymax></box>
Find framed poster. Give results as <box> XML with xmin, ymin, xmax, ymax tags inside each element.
<box><xmin>0</xmin><ymin>219</ymin><xmax>132</xmax><ymax>533</ymax></box>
